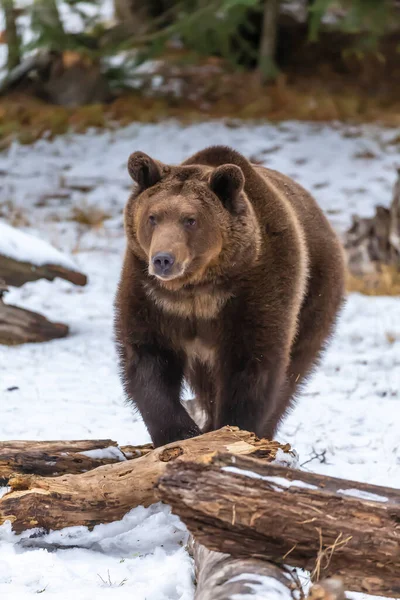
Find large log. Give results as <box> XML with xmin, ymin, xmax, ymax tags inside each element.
<box><xmin>157</xmin><ymin>452</ymin><xmax>400</xmax><ymax>597</ymax></box>
<box><xmin>0</xmin><ymin>427</ymin><xmax>294</xmax><ymax>534</ymax></box>
<box><xmin>191</xmin><ymin>539</ymin><xmax>298</xmax><ymax>600</ymax></box>
<box><xmin>0</xmin><ymin>439</ymin><xmax>153</xmax><ymax>482</ymax></box>
<box><xmin>0</xmin><ymin>253</ymin><xmax>87</xmax><ymax>287</ymax></box>
<box><xmin>0</xmin><ymin>296</ymin><xmax>69</xmax><ymax>345</ymax></box>
<box><xmin>192</xmin><ymin>538</ymin><xmax>347</xmax><ymax>600</ymax></box>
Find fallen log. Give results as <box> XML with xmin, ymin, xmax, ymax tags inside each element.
<box><xmin>0</xmin><ymin>220</ymin><xmax>87</xmax><ymax>344</ymax></box>
<box><xmin>157</xmin><ymin>452</ymin><xmax>400</xmax><ymax>597</ymax></box>
<box><xmin>192</xmin><ymin>539</ymin><xmax>347</xmax><ymax>600</ymax></box>
<box><xmin>191</xmin><ymin>539</ymin><xmax>299</xmax><ymax>600</ymax></box>
<box><xmin>0</xmin><ymin>427</ymin><xmax>294</xmax><ymax>534</ymax></box>
<box><xmin>0</xmin><ymin>221</ymin><xmax>87</xmax><ymax>287</ymax></box>
<box><xmin>0</xmin><ymin>439</ymin><xmax>153</xmax><ymax>482</ymax></box>
<box><xmin>0</xmin><ymin>295</ymin><xmax>69</xmax><ymax>345</ymax></box>
<box><xmin>0</xmin><ymin>253</ymin><xmax>87</xmax><ymax>287</ymax></box>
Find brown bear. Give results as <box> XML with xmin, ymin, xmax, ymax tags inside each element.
<box><xmin>114</xmin><ymin>145</ymin><xmax>345</xmax><ymax>447</ymax></box>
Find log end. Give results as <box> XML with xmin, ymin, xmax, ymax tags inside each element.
<box><xmin>0</xmin><ymin>300</ymin><xmax>69</xmax><ymax>345</ymax></box>
<box><xmin>45</xmin><ymin>264</ymin><xmax>88</xmax><ymax>287</ymax></box>
<box><xmin>0</xmin><ymin>253</ymin><xmax>88</xmax><ymax>288</ymax></box>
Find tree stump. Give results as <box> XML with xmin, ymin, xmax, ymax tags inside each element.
<box><xmin>344</xmin><ymin>169</ymin><xmax>400</xmax><ymax>277</ymax></box>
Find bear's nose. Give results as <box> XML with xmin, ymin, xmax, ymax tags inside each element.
<box><xmin>152</xmin><ymin>252</ymin><xmax>175</xmax><ymax>276</ymax></box>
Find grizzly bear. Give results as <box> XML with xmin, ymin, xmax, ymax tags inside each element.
<box><xmin>114</xmin><ymin>145</ymin><xmax>345</xmax><ymax>447</ymax></box>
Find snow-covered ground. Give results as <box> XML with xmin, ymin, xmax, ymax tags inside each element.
<box><xmin>0</xmin><ymin>220</ymin><xmax>78</xmax><ymax>270</ymax></box>
<box><xmin>0</xmin><ymin>120</ymin><xmax>399</xmax><ymax>599</ymax></box>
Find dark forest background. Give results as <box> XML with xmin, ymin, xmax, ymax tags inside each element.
<box><xmin>0</xmin><ymin>1</ymin><xmax>399</xmax><ymax>143</ymax></box>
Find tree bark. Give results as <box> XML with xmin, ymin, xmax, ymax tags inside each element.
<box><xmin>0</xmin><ymin>439</ymin><xmax>153</xmax><ymax>482</ymax></box>
<box><xmin>1</xmin><ymin>0</ymin><xmax>21</xmax><ymax>71</ymax></box>
<box><xmin>344</xmin><ymin>168</ymin><xmax>400</xmax><ymax>276</ymax></box>
<box><xmin>0</xmin><ymin>253</ymin><xmax>87</xmax><ymax>287</ymax></box>
<box><xmin>0</xmin><ymin>427</ymin><xmax>294</xmax><ymax>534</ymax></box>
<box><xmin>192</xmin><ymin>539</ymin><xmax>347</xmax><ymax>600</ymax></box>
<box><xmin>157</xmin><ymin>452</ymin><xmax>400</xmax><ymax>598</ymax></box>
<box><xmin>0</xmin><ymin>296</ymin><xmax>69</xmax><ymax>345</ymax></box>
<box><xmin>258</xmin><ymin>0</ymin><xmax>279</xmax><ymax>83</ymax></box>
<box><xmin>191</xmin><ymin>539</ymin><xmax>299</xmax><ymax>600</ymax></box>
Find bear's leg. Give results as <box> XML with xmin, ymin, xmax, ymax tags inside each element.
<box><xmin>214</xmin><ymin>358</ymin><xmax>286</xmax><ymax>437</ymax></box>
<box><xmin>186</xmin><ymin>360</ymin><xmax>218</xmax><ymax>433</ymax></box>
<box><xmin>122</xmin><ymin>343</ymin><xmax>202</xmax><ymax>447</ymax></box>
<box><xmin>263</xmin><ymin>269</ymin><xmax>345</xmax><ymax>438</ymax></box>
<box><xmin>214</xmin><ymin>328</ymin><xmax>289</xmax><ymax>438</ymax></box>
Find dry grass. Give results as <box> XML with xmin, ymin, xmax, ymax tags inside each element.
<box><xmin>386</xmin><ymin>332</ymin><xmax>398</xmax><ymax>344</ymax></box>
<box><xmin>346</xmin><ymin>266</ymin><xmax>400</xmax><ymax>296</ymax></box>
<box><xmin>1</xmin><ymin>64</ymin><xmax>400</xmax><ymax>149</ymax></box>
<box><xmin>69</xmin><ymin>202</ymin><xmax>111</xmax><ymax>227</ymax></box>
<box><xmin>0</xmin><ymin>201</ymin><xmax>30</xmax><ymax>228</ymax></box>
<box><xmin>312</xmin><ymin>529</ymin><xmax>353</xmax><ymax>583</ymax></box>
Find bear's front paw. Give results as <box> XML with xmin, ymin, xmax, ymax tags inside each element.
<box><xmin>152</xmin><ymin>423</ymin><xmax>202</xmax><ymax>447</ymax></box>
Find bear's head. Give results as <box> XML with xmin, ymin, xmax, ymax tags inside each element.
<box><xmin>124</xmin><ymin>151</ymin><xmax>260</xmax><ymax>290</ymax></box>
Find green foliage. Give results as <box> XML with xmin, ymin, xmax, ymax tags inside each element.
<box><xmin>130</xmin><ymin>0</ymin><xmax>262</xmax><ymax>69</ymax></box>
<box><xmin>308</xmin><ymin>0</ymin><xmax>397</xmax><ymax>47</ymax></box>
<box><xmin>1</xmin><ymin>0</ymin><xmax>399</xmax><ymax>83</ymax></box>
<box><xmin>130</xmin><ymin>0</ymin><xmax>399</xmax><ymax>73</ymax></box>
<box><xmin>308</xmin><ymin>0</ymin><xmax>333</xmax><ymax>42</ymax></box>
<box><xmin>26</xmin><ymin>0</ymin><xmax>106</xmax><ymax>58</ymax></box>
<box><xmin>341</xmin><ymin>0</ymin><xmax>392</xmax><ymax>50</ymax></box>
<box><xmin>29</xmin><ymin>0</ymin><xmax>67</xmax><ymax>51</ymax></box>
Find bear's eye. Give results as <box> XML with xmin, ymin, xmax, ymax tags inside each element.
<box><xmin>149</xmin><ymin>215</ymin><xmax>157</xmax><ymax>226</ymax></box>
<box><xmin>184</xmin><ymin>218</ymin><xmax>196</xmax><ymax>228</ymax></box>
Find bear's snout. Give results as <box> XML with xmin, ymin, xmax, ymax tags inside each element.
<box><xmin>152</xmin><ymin>252</ymin><xmax>176</xmax><ymax>277</ymax></box>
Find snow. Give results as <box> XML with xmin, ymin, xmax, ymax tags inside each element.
<box><xmin>80</xmin><ymin>446</ymin><xmax>127</xmax><ymax>461</ymax></box>
<box><xmin>0</xmin><ymin>488</ymin><xmax>10</xmax><ymax>499</ymax></box>
<box><xmin>336</xmin><ymin>488</ymin><xmax>389</xmax><ymax>503</ymax></box>
<box><xmin>0</xmin><ymin>220</ymin><xmax>78</xmax><ymax>271</ymax></box>
<box><xmin>274</xmin><ymin>447</ymin><xmax>299</xmax><ymax>469</ymax></box>
<box><xmin>222</xmin><ymin>467</ymin><xmax>319</xmax><ymax>491</ymax></box>
<box><xmin>228</xmin><ymin>573</ymin><xmax>294</xmax><ymax>600</ymax></box>
<box><xmin>0</xmin><ymin>120</ymin><xmax>399</xmax><ymax>600</ymax></box>
<box><xmin>0</xmin><ymin>504</ymin><xmax>194</xmax><ymax>600</ymax></box>
<box><xmin>57</xmin><ymin>0</ymin><xmax>114</xmax><ymax>34</ymax></box>
<box><xmin>0</xmin><ymin>121</ymin><xmax>399</xmax><ymax>240</ymax></box>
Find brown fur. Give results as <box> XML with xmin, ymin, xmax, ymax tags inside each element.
<box><xmin>115</xmin><ymin>146</ymin><xmax>345</xmax><ymax>446</ymax></box>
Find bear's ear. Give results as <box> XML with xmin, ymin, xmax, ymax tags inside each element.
<box><xmin>209</xmin><ymin>164</ymin><xmax>245</xmax><ymax>214</ymax></box>
<box><xmin>128</xmin><ymin>152</ymin><xmax>162</xmax><ymax>190</ymax></box>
